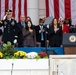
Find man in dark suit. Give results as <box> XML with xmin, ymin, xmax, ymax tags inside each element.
<box><xmin>0</xmin><ymin>10</ymin><xmax>18</xmax><ymax>44</ymax></box>
<box><xmin>17</xmin><ymin>15</ymin><xmax>26</xmax><ymax>47</ymax></box>
<box><xmin>35</xmin><ymin>19</ymin><xmax>45</xmax><ymax>47</ymax></box>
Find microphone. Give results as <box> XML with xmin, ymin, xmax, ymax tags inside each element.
<box><xmin>11</xmin><ymin>63</ymin><xmax>14</xmax><ymax>75</ymax></box>
<box><xmin>57</xmin><ymin>65</ymin><xmax>59</xmax><ymax>75</ymax></box>
<box><xmin>12</xmin><ymin>63</ymin><xmax>14</xmax><ymax>66</ymax></box>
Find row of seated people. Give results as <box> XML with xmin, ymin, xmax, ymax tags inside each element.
<box><xmin>0</xmin><ymin>10</ymin><xmax>71</xmax><ymax>47</ymax></box>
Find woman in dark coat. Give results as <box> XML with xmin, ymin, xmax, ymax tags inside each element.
<box><xmin>22</xmin><ymin>20</ymin><xmax>36</xmax><ymax>47</ymax></box>
<box><xmin>48</xmin><ymin>18</ymin><xmax>62</xmax><ymax>47</ymax></box>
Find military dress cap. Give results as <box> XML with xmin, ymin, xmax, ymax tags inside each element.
<box><xmin>5</xmin><ymin>9</ymin><xmax>12</xmax><ymax>15</ymax></box>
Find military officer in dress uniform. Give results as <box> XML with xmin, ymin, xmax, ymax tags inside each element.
<box><xmin>0</xmin><ymin>10</ymin><xmax>18</xmax><ymax>44</ymax></box>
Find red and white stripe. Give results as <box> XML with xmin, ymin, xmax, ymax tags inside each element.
<box><xmin>0</xmin><ymin>0</ymin><xmax>27</xmax><ymax>22</ymax></box>
<box><xmin>46</xmin><ymin>0</ymin><xmax>76</xmax><ymax>25</ymax></box>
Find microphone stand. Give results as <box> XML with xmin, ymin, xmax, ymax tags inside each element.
<box><xmin>43</xmin><ymin>25</ymin><xmax>49</xmax><ymax>56</ymax></box>
<box><xmin>11</xmin><ymin>63</ymin><xmax>14</xmax><ymax>75</ymax></box>
<box><xmin>44</xmin><ymin>25</ymin><xmax>48</xmax><ymax>51</ymax></box>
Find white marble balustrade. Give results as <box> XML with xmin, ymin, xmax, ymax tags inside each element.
<box><xmin>0</xmin><ymin>59</ymin><xmax>49</xmax><ymax>75</ymax></box>
<box><xmin>49</xmin><ymin>55</ymin><xmax>76</xmax><ymax>75</ymax></box>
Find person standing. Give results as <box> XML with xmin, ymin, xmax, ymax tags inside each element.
<box><xmin>35</xmin><ymin>19</ymin><xmax>45</xmax><ymax>47</ymax></box>
<box><xmin>0</xmin><ymin>10</ymin><xmax>18</xmax><ymax>44</ymax></box>
<box><xmin>17</xmin><ymin>15</ymin><xmax>26</xmax><ymax>47</ymax></box>
<box><xmin>22</xmin><ymin>20</ymin><xmax>36</xmax><ymax>47</ymax></box>
<box><xmin>59</xmin><ymin>18</ymin><xmax>69</xmax><ymax>34</ymax></box>
<box><xmin>49</xmin><ymin>18</ymin><xmax>62</xmax><ymax>47</ymax></box>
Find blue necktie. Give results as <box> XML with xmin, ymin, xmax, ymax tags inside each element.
<box><xmin>40</xmin><ymin>26</ymin><xmax>44</xmax><ymax>41</ymax></box>
<box><xmin>21</xmin><ymin>22</ymin><xmax>25</xmax><ymax>27</ymax></box>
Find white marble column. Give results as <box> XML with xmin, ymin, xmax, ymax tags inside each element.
<box><xmin>38</xmin><ymin>0</ymin><xmax>46</xmax><ymax>18</ymax></box>
<box><xmin>27</xmin><ymin>0</ymin><xmax>39</xmax><ymax>25</ymax></box>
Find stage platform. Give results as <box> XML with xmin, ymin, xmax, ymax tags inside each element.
<box><xmin>16</xmin><ymin>47</ymin><xmax>64</xmax><ymax>55</ymax></box>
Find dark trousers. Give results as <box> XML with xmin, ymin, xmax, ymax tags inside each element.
<box><xmin>41</xmin><ymin>40</ymin><xmax>45</xmax><ymax>47</ymax></box>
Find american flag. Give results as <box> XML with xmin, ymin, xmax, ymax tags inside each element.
<box><xmin>0</xmin><ymin>0</ymin><xmax>27</xmax><ymax>22</ymax></box>
<box><xmin>46</xmin><ymin>0</ymin><xmax>76</xmax><ymax>25</ymax></box>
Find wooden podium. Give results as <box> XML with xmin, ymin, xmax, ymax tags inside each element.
<box><xmin>64</xmin><ymin>47</ymin><xmax>76</xmax><ymax>54</ymax></box>
<box><xmin>63</xmin><ymin>33</ymin><xmax>76</xmax><ymax>54</ymax></box>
